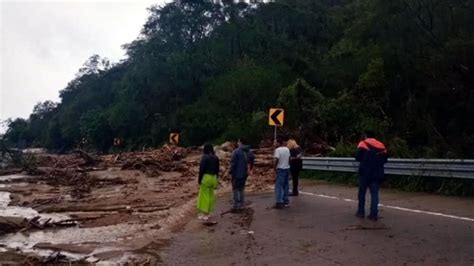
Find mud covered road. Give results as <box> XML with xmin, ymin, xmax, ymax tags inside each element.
<box><xmin>1</xmin><ymin>144</ymin><xmax>473</xmax><ymax>264</ymax></box>
<box><xmin>163</xmin><ymin>180</ymin><xmax>474</xmax><ymax>265</ymax></box>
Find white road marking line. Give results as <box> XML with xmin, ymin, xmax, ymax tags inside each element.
<box><xmin>300</xmin><ymin>191</ymin><xmax>474</xmax><ymax>222</ymax></box>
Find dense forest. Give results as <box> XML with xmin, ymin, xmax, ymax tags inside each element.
<box><xmin>4</xmin><ymin>0</ymin><xmax>474</xmax><ymax>158</ymax></box>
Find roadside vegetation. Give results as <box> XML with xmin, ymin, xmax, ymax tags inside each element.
<box><xmin>3</xmin><ymin>0</ymin><xmax>473</xmax><ymax>159</ymax></box>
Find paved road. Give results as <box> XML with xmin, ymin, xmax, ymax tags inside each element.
<box><xmin>162</xmin><ymin>181</ymin><xmax>474</xmax><ymax>265</ymax></box>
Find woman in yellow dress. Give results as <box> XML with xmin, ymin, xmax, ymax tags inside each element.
<box><xmin>197</xmin><ymin>144</ymin><xmax>219</xmax><ymax>220</ymax></box>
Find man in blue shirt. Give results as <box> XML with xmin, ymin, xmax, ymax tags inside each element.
<box><xmin>355</xmin><ymin>130</ymin><xmax>388</xmax><ymax>221</ymax></box>
<box><xmin>230</xmin><ymin>138</ymin><xmax>255</xmax><ymax>211</ymax></box>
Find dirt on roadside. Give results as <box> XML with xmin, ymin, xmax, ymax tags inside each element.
<box><xmin>0</xmin><ymin>142</ymin><xmax>277</xmax><ymax>263</ymax></box>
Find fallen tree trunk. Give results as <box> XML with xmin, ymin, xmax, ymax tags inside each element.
<box><xmin>0</xmin><ymin>216</ymin><xmax>27</xmax><ymax>235</ymax></box>
<box><xmin>73</xmin><ymin>150</ymin><xmax>99</xmax><ymax>166</ymax></box>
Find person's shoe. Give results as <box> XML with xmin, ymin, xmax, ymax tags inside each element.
<box><xmin>355</xmin><ymin>212</ymin><xmax>365</xmax><ymax>218</ymax></box>
<box><xmin>230</xmin><ymin>207</ymin><xmax>242</xmax><ymax>213</ymax></box>
<box><xmin>289</xmin><ymin>192</ymin><xmax>299</xmax><ymax>197</ymax></box>
<box><xmin>273</xmin><ymin>203</ymin><xmax>284</xmax><ymax>209</ymax></box>
<box><xmin>202</xmin><ymin>220</ymin><xmax>218</xmax><ymax>226</ymax></box>
<box><xmin>367</xmin><ymin>215</ymin><xmax>378</xmax><ymax>221</ymax></box>
<box><xmin>283</xmin><ymin>204</ymin><xmax>290</xmax><ymax>208</ymax></box>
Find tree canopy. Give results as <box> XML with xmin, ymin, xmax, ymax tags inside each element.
<box><xmin>5</xmin><ymin>0</ymin><xmax>474</xmax><ymax>157</ymax></box>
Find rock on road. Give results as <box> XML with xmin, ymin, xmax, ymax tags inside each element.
<box><xmin>162</xmin><ymin>180</ymin><xmax>474</xmax><ymax>266</ymax></box>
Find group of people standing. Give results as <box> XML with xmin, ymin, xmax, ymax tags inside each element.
<box><xmin>195</xmin><ymin>136</ymin><xmax>303</xmax><ymax>220</ymax></box>
<box><xmin>195</xmin><ymin>131</ymin><xmax>387</xmax><ymax>222</ymax></box>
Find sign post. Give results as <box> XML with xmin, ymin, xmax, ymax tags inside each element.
<box><xmin>268</xmin><ymin>108</ymin><xmax>284</xmax><ymax>144</ymax></box>
<box><xmin>113</xmin><ymin>138</ymin><xmax>122</xmax><ymax>147</ymax></box>
<box><xmin>169</xmin><ymin>133</ymin><xmax>179</xmax><ymax>145</ymax></box>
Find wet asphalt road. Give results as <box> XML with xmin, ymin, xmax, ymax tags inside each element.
<box><xmin>162</xmin><ymin>182</ymin><xmax>474</xmax><ymax>266</ymax></box>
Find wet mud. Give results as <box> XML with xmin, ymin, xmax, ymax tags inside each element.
<box><xmin>0</xmin><ymin>143</ymin><xmax>276</xmax><ymax>263</ymax></box>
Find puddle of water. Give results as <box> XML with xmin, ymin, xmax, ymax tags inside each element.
<box><xmin>0</xmin><ymin>192</ymin><xmax>10</xmax><ymax>208</ymax></box>
<box><xmin>0</xmin><ymin>183</ymin><xmax>29</xmax><ymax>188</ymax></box>
<box><xmin>0</xmin><ymin>223</ymin><xmax>155</xmax><ymax>247</ymax></box>
<box><xmin>0</xmin><ymin>191</ymin><xmax>69</xmax><ymax>222</ymax></box>
<box><xmin>0</xmin><ymin>200</ymin><xmax>196</xmax><ymax>262</ymax></box>
<box><xmin>0</xmin><ymin>174</ymin><xmax>30</xmax><ymax>182</ymax></box>
<box><xmin>0</xmin><ymin>223</ymin><xmax>162</xmax><ymax>263</ymax></box>
<box><xmin>0</xmin><ymin>244</ymin><xmax>92</xmax><ymax>261</ymax></box>
<box><xmin>0</xmin><ymin>172</ymin><xmax>198</xmax><ymax>263</ymax></box>
<box><xmin>0</xmin><ymin>175</ymin><xmax>67</xmax><ymax>222</ymax></box>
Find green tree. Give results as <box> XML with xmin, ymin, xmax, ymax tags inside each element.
<box><xmin>278</xmin><ymin>79</ymin><xmax>325</xmax><ymax>143</ymax></box>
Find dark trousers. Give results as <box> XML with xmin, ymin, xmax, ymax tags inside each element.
<box><xmin>357</xmin><ymin>177</ymin><xmax>380</xmax><ymax>218</ymax></box>
<box><xmin>232</xmin><ymin>178</ymin><xmax>246</xmax><ymax>209</ymax></box>
<box><xmin>290</xmin><ymin>168</ymin><xmax>300</xmax><ymax>195</ymax></box>
<box><xmin>232</xmin><ymin>187</ymin><xmax>245</xmax><ymax>209</ymax></box>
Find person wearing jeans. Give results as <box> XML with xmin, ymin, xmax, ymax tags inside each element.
<box><xmin>275</xmin><ymin>168</ymin><xmax>290</xmax><ymax>207</ymax></box>
<box><xmin>357</xmin><ymin>178</ymin><xmax>379</xmax><ymax>219</ymax></box>
<box><xmin>274</xmin><ymin>136</ymin><xmax>291</xmax><ymax>209</ymax></box>
<box><xmin>355</xmin><ymin>130</ymin><xmax>388</xmax><ymax>221</ymax></box>
<box><xmin>230</xmin><ymin>138</ymin><xmax>255</xmax><ymax>211</ymax></box>
<box><xmin>232</xmin><ymin>184</ymin><xmax>245</xmax><ymax>209</ymax></box>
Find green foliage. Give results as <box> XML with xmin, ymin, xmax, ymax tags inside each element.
<box><xmin>4</xmin><ymin>119</ymin><xmax>31</xmax><ymax>148</ymax></box>
<box><xmin>329</xmin><ymin>142</ymin><xmax>355</xmax><ymax>157</ymax></box>
<box><xmin>79</xmin><ymin>110</ymin><xmax>113</xmax><ymax>153</ymax></box>
<box><xmin>3</xmin><ymin>0</ymin><xmax>474</xmax><ymax>161</ymax></box>
<box><xmin>386</xmin><ymin>138</ymin><xmax>412</xmax><ymax>158</ymax></box>
<box><xmin>278</xmin><ymin>79</ymin><xmax>325</xmax><ymax>141</ymax></box>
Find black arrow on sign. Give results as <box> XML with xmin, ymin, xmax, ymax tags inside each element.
<box><xmin>171</xmin><ymin>134</ymin><xmax>178</xmax><ymax>144</ymax></box>
<box><xmin>271</xmin><ymin>109</ymin><xmax>283</xmax><ymax>126</ymax></box>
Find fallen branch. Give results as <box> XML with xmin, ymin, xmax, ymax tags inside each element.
<box><xmin>113</xmin><ymin>154</ymin><xmax>121</xmax><ymax>164</ymax></box>
<box><xmin>73</xmin><ymin>149</ymin><xmax>99</xmax><ymax>166</ymax></box>
<box><xmin>43</xmin><ymin>251</ymin><xmax>67</xmax><ymax>264</ymax></box>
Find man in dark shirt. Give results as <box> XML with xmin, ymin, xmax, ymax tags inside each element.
<box><xmin>355</xmin><ymin>130</ymin><xmax>388</xmax><ymax>221</ymax></box>
<box><xmin>230</xmin><ymin>138</ymin><xmax>255</xmax><ymax>211</ymax></box>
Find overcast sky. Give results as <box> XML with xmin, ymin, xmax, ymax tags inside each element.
<box><xmin>0</xmin><ymin>0</ymin><xmax>168</xmax><ymax>132</ymax></box>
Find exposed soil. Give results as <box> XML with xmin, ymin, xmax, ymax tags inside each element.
<box><xmin>0</xmin><ymin>143</ymin><xmax>276</xmax><ymax>263</ymax></box>
<box><xmin>2</xmin><ymin>143</ymin><xmax>473</xmax><ymax>264</ymax></box>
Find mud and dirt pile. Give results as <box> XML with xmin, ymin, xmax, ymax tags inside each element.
<box><xmin>110</xmin><ymin>145</ymin><xmax>192</xmax><ymax>176</ymax></box>
<box><xmin>213</xmin><ymin>141</ymin><xmax>275</xmax><ymax>191</ymax></box>
<box><xmin>0</xmin><ymin>142</ymin><xmax>277</xmax><ymax>263</ymax></box>
<box><xmin>0</xmin><ymin>144</ymin><xmax>203</xmax><ymax>263</ymax></box>
<box><xmin>20</xmin><ymin>151</ymin><xmax>126</xmax><ymax>199</ymax></box>
<box><xmin>40</xmin><ymin>169</ymin><xmax>128</xmax><ymax>199</ymax></box>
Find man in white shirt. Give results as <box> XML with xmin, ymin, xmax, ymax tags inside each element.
<box><xmin>274</xmin><ymin>136</ymin><xmax>291</xmax><ymax>209</ymax></box>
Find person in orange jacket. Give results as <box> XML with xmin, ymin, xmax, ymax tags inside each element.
<box><xmin>355</xmin><ymin>130</ymin><xmax>388</xmax><ymax>221</ymax></box>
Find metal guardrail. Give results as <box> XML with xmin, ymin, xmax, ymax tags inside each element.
<box><xmin>302</xmin><ymin>157</ymin><xmax>474</xmax><ymax>179</ymax></box>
